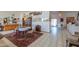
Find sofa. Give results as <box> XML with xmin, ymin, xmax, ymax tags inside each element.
<box><xmin>67</xmin><ymin>23</ymin><xmax>79</xmax><ymax>35</ymax></box>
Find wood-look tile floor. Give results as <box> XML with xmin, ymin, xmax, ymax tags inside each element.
<box><xmin>0</xmin><ymin>27</ymin><xmax>76</xmax><ymax>47</ymax></box>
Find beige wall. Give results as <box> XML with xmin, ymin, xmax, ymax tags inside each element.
<box><xmin>50</xmin><ymin>11</ymin><xmax>64</xmax><ymax>27</ymax></box>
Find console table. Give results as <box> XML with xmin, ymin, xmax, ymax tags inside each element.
<box><xmin>3</xmin><ymin>24</ymin><xmax>18</xmax><ymax>31</ymax></box>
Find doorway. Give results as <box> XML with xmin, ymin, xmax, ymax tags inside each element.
<box><xmin>51</xmin><ymin>19</ymin><xmax>57</xmax><ymax>27</ymax></box>
<box><xmin>50</xmin><ymin>19</ymin><xmax>58</xmax><ymax>34</ymax></box>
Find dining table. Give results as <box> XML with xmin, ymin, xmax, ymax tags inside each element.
<box><xmin>18</xmin><ymin>27</ymin><xmax>31</xmax><ymax>31</ymax></box>
<box><xmin>17</xmin><ymin>27</ymin><xmax>31</xmax><ymax>37</ymax></box>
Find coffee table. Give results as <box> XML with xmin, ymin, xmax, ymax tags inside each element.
<box><xmin>66</xmin><ymin>33</ymin><xmax>79</xmax><ymax>47</ymax></box>
<box><xmin>68</xmin><ymin>39</ymin><xmax>79</xmax><ymax>47</ymax></box>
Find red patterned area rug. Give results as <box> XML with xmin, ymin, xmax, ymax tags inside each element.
<box><xmin>4</xmin><ymin>32</ymin><xmax>43</xmax><ymax>47</ymax></box>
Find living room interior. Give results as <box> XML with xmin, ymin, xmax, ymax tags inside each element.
<box><xmin>0</xmin><ymin>11</ymin><xmax>79</xmax><ymax>47</ymax></box>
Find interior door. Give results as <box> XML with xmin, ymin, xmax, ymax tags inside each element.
<box><xmin>51</xmin><ymin>19</ymin><xmax>57</xmax><ymax>27</ymax></box>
